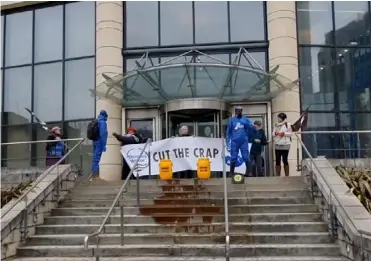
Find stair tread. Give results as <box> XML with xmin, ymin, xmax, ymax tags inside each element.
<box><xmin>45</xmin><ymin>213</ymin><xmax>322</xmax><ymax>218</ymax></box>
<box><xmin>18</xmin><ymin>243</ymin><xmax>340</xmax><ymax>249</ymax></box>
<box><xmin>9</xmin><ymin>257</ymin><xmax>347</xmax><ymax>261</ymax></box>
<box><xmin>56</xmin><ymin>204</ymin><xmax>316</xmax><ymax>209</ymax></box>
<box><xmin>38</xmin><ymin>221</ymin><xmax>327</xmax><ymax>226</ymax></box>
<box><xmin>14</xmin><ymin>258</ymin><xmax>343</xmax><ymax>260</ymax></box>
<box><xmin>65</xmin><ymin>196</ymin><xmax>310</xmax><ymax>201</ymax></box>
<box><xmin>29</xmin><ymin>232</ymin><xmax>331</xmax><ymax>238</ymax></box>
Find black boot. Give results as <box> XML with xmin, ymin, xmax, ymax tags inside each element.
<box><xmin>229</xmin><ymin>162</ymin><xmax>236</xmax><ymax>177</ymax></box>
<box><xmin>245</xmin><ymin>161</ymin><xmax>252</xmax><ymax>177</ymax></box>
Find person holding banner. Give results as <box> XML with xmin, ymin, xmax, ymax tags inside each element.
<box><xmin>226</xmin><ymin>106</ymin><xmax>257</xmax><ymax>180</ymax></box>
<box><xmin>113</xmin><ymin>127</ymin><xmax>142</xmax><ymax>180</ymax></box>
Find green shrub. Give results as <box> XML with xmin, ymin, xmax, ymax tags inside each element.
<box><xmin>335</xmin><ymin>166</ymin><xmax>371</xmax><ymax>213</ymax></box>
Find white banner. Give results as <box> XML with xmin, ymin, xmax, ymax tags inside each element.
<box><xmin>121</xmin><ymin>137</ymin><xmax>252</xmax><ymax>177</ymax></box>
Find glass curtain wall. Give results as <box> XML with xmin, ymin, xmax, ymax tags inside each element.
<box><xmin>297</xmin><ymin>1</ymin><xmax>371</xmax><ymax>158</ymax></box>
<box><xmin>124</xmin><ymin>1</ymin><xmax>268</xmax><ymax>86</ymax></box>
<box><xmin>1</xmin><ymin>2</ymin><xmax>96</xmax><ymax>170</ymax></box>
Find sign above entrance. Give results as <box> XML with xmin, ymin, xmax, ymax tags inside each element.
<box><xmin>91</xmin><ymin>48</ymin><xmax>299</xmax><ymax>107</ymax></box>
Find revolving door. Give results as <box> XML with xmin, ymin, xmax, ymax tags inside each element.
<box><xmin>160</xmin><ymin>98</ymin><xmax>230</xmax><ymax>139</ymax></box>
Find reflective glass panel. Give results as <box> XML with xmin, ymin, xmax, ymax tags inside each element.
<box><xmin>65</xmin><ymin>2</ymin><xmax>95</xmax><ymax>58</ymax></box>
<box><xmin>229</xmin><ymin>1</ymin><xmax>265</xmax><ymax>42</ymax></box>
<box><xmin>126</xmin><ymin>1</ymin><xmax>158</xmax><ymax>47</ymax></box>
<box><xmin>297</xmin><ymin>1</ymin><xmax>333</xmax><ymax>45</ymax></box>
<box><xmin>130</xmin><ymin>120</ymin><xmax>154</xmax><ymax>141</ymax></box>
<box><xmin>160</xmin><ymin>1</ymin><xmax>193</xmax><ymax>46</ymax></box>
<box><xmin>64</xmin><ymin>58</ymin><xmax>95</xmax><ymax>120</ymax></box>
<box><xmin>34</xmin><ymin>62</ymin><xmax>63</xmax><ymax>122</ymax></box>
<box><xmin>5</xmin><ymin>11</ymin><xmax>33</xmax><ymax>66</ymax></box>
<box><xmin>1</xmin><ymin>16</ymin><xmax>4</xmax><ymax>68</ymax></box>
<box><xmin>334</xmin><ymin>1</ymin><xmax>370</xmax><ymax>46</ymax></box>
<box><xmin>4</xmin><ymin>66</ymin><xmax>32</xmax><ymax>125</ymax></box>
<box><xmin>335</xmin><ymin>48</ymin><xmax>371</xmax><ymax>111</ymax></box>
<box><xmin>299</xmin><ymin>47</ymin><xmax>335</xmax><ymax>111</ymax></box>
<box><xmin>66</xmin><ymin>120</ymin><xmax>93</xmax><ymax>176</ymax></box>
<box><xmin>2</xmin><ymin>125</ymin><xmax>32</xmax><ymax>168</ymax></box>
<box><xmin>195</xmin><ymin>1</ymin><xmax>228</xmax><ymax>44</ymax></box>
<box><xmin>35</xmin><ymin>5</ymin><xmax>63</xmax><ymax>62</ymax></box>
<box><xmin>159</xmin><ymin>55</ymin><xmax>194</xmax><ymax>99</ymax></box>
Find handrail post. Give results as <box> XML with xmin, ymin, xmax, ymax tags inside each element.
<box><xmin>83</xmin><ymin>138</ymin><xmax>151</xmax><ymax>252</ymax></box>
<box><xmin>222</xmin><ymin>137</ymin><xmax>230</xmax><ymax>261</ymax></box>
<box><xmin>136</xmin><ymin>169</ymin><xmax>140</xmax><ymax>208</ymax></box>
<box><xmin>120</xmin><ymin>204</ymin><xmax>124</xmax><ymax>246</ymax></box>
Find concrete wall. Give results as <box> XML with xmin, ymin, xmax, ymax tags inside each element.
<box><xmin>267</xmin><ymin>1</ymin><xmax>301</xmax><ymax>176</ymax></box>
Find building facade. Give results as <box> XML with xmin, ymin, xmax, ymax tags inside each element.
<box><xmin>1</xmin><ymin>1</ymin><xmax>370</xmax><ymax>180</ymax></box>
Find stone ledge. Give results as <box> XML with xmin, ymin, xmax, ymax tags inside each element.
<box><xmin>302</xmin><ymin>157</ymin><xmax>371</xmax><ymax>261</ymax></box>
<box><xmin>1</xmin><ymin>164</ymin><xmax>78</xmax><ymax>259</ymax></box>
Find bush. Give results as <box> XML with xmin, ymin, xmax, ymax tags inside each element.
<box><xmin>335</xmin><ymin>166</ymin><xmax>371</xmax><ymax>213</ymax></box>
<box><xmin>0</xmin><ymin>181</ymin><xmax>33</xmax><ymax>208</ymax></box>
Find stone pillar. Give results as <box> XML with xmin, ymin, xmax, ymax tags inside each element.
<box><xmin>95</xmin><ymin>1</ymin><xmax>123</xmax><ymax>180</ymax></box>
<box><xmin>267</xmin><ymin>1</ymin><xmax>301</xmax><ymax>176</ymax></box>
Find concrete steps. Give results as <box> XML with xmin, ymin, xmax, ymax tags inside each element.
<box><xmin>60</xmin><ymin>196</ymin><xmax>313</xmax><ymax>207</ymax></box>
<box><xmin>51</xmin><ymin>204</ymin><xmax>319</xmax><ymax>216</ymax></box>
<box><xmin>27</xmin><ymin>232</ymin><xmax>334</xmax><ymax>245</ymax></box>
<box><xmin>42</xmin><ymin>214</ymin><xmax>325</xmax><ymax>225</ymax></box>
<box><xmin>9</xmin><ymin>257</ymin><xmax>348</xmax><ymax>261</ymax></box>
<box><xmin>17</xmin><ymin>244</ymin><xmax>341</xmax><ymax>257</ymax></box>
<box><xmin>12</xmin><ymin>177</ymin><xmax>343</xmax><ymax>260</ymax></box>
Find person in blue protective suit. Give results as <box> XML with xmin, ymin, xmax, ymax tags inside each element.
<box><xmin>91</xmin><ymin>110</ymin><xmax>108</xmax><ymax>179</ymax></box>
<box><xmin>226</xmin><ymin>106</ymin><xmax>257</xmax><ymax>177</ymax></box>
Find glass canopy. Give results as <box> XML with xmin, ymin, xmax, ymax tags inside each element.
<box><xmin>91</xmin><ymin>48</ymin><xmax>299</xmax><ymax>107</ymax></box>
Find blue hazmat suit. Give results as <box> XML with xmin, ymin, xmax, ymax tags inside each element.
<box><xmin>92</xmin><ymin>110</ymin><xmax>108</xmax><ymax>174</ymax></box>
<box><xmin>226</xmin><ymin>116</ymin><xmax>256</xmax><ymax>163</ymax></box>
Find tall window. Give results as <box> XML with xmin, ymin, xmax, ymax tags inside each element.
<box><xmin>125</xmin><ymin>1</ymin><xmax>266</xmax><ymax>48</ymax></box>
<box><xmin>297</xmin><ymin>1</ymin><xmax>371</xmax><ymax>158</ymax></box>
<box><xmin>1</xmin><ymin>2</ymin><xmax>96</xmax><ymax>168</ymax></box>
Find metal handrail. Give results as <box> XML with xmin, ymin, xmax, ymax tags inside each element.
<box><xmin>221</xmin><ymin>137</ymin><xmax>230</xmax><ymax>261</ymax></box>
<box><xmin>295</xmin><ymin>132</ymin><xmax>371</xmax><ymax>240</ymax></box>
<box><xmin>297</xmin><ymin>130</ymin><xmax>371</xmax><ymax>134</ymax></box>
<box><xmin>83</xmin><ymin>138</ymin><xmax>152</xmax><ymax>251</ymax></box>
<box><xmin>1</xmin><ymin>138</ymin><xmax>85</xmax><ymax>218</ymax></box>
<box><xmin>1</xmin><ymin>138</ymin><xmax>84</xmax><ymax>146</ymax></box>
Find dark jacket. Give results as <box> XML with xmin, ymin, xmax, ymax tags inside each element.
<box><xmin>113</xmin><ymin>133</ymin><xmax>143</xmax><ymax>146</ymax></box>
<box><xmin>113</xmin><ymin>133</ymin><xmax>143</xmax><ymax>180</ymax></box>
<box><xmin>249</xmin><ymin>129</ymin><xmax>268</xmax><ymax>155</ymax></box>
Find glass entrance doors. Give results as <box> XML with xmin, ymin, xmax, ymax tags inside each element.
<box><xmin>169</xmin><ymin>112</ymin><xmax>218</xmax><ymax>138</ymax></box>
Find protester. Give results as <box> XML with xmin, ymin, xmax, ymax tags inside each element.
<box><xmin>90</xmin><ymin>110</ymin><xmax>108</xmax><ymax>180</ymax></box>
<box><xmin>179</xmin><ymin>125</ymin><xmax>190</xmax><ymax>137</ymax></box>
<box><xmin>45</xmin><ymin>126</ymin><xmax>66</xmax><ymax>166</ymax></box>
<box><xmin>273</xmin><ymin>112</ymin><xmax>293</xmax><ymax>176</ymax></box>
<box><xmin>113</xmin><ymin>127</ymin><xmax>142</xmax><ymax>180</ymax></box>
<box><xmin>226</xmin><ymin>106</ymin><xmax>257</xmax><ymax>177</ymax></box>
<box><xmin>249</xmin><ymin>120</ymin><xmax>268</xmax><ymax>177</ymax></box>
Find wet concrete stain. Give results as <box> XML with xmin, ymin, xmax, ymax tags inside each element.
<box><xmin>139</xmin><ymin>179</ymin><xmax>223</xmax><ymax>234</ymax></box>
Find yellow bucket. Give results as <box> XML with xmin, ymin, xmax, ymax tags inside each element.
<box><xmin>159</xmin><ymin>159</ymin><xmax>173</xmax><ymax>180</ymax></box>
<box><xmin>197</xmin><ymin>158</ymin><xmax>211</xmax><ymax>179</ymax></box>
